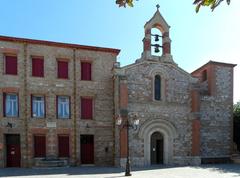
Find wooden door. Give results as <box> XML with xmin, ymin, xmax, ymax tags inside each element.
<box><xmin>58</xmin><ymin>135</ymin><xmax>69</xmax><ymax>157</ymax></box>
<box><xmin>34</xmin><ymin>135</ymin><xmax>46</xmax><ymax>157</ymax></box>
<box><xmin>156</xmin><ymin>139</ymin><xmax>163</xmax><ymax>164</ymax></box>
<box><xmin>81</xmin><ymin>135</ymin><xmax>94</xmax><ymax>164</ymax></box>
<box><xmin>6</xmin><ymin>134</ymin><xmax>21</xmax><ymax>167</ymax></box>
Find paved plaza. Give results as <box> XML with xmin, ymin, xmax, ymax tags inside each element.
<box><xmin>0</xmin><ymin>164</ymin><xmax>240</xmax><ymax>178</ymax></box>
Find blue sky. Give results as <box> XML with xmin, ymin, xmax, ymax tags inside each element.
<box><xmin>0</xmin><ymin>0</ymin><xmax>239</xmax><ymax>103</ymax></box>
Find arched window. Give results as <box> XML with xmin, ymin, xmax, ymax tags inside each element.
<box><xmin>154</xmin><ymin>75</ymin><xmax>161</xmax><ymax>100</ymax></box>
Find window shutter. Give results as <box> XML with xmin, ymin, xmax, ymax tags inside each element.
<box><xmin>3</xmin><ymin>93</ymin><xmax>6</xmax><ymax>117</ymax></box>
<box><xmin>17</xmin><ymin>94</ymin><xmax>19</xmax><ymax>117</ymax></box>
<box><xmin>81</xmin><ymin>62</ymin><xmax>91</xmax><ymax>80</ymax></box>
<box><xmin>69</xmin><ymin>96</ymin><xmax>71</xmax><ymax>119</ymax></box>
<box><xmin>58</xmin><ymin>135</ymin><xmax>69</xmax><ymax>157</ymax></box>
<box><xmin>32</xmin><ymin>58</ymin><xmax>44</xmax><ymax>77</ymax></box>
<box><xmin>34</xmin><ymin>135</ymin><xmax>46</xmax><ymax>157</ymax></box>
<box><xmin>56</xmin><ymin>96</ymin><xmax>58</xmax><ymax>119</ymax></box>
<box><xmin>31</xmin><ymin>95</ymin><xmax>33</xmax><ymax>117</ymax></box>
<box><xmin>58</xmin><ymin>61</ymin><xmax>68</xmax><ymax>79</ymax></box>
<box><xmin>44</xmin><ymin>96</ymin><xmax>46</xmax><ymax>118</ymax></box>
<box><xmin>81</xmin><ymin>98</ymin><xmax>93</xmax><ymax>119</ymax></box>
<box><xmin>5</xmin><ymin>56</ymin><xmax>17</xmax><ymax>75</ymax></box>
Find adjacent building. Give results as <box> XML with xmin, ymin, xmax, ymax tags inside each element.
<box><xmin>0</xmin><ymin>8</ymin><xmax>236</xmax><ymax>168</ymax></box>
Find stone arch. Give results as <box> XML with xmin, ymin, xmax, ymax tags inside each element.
<box><xmin>138</xmin><ymin>119</ymin><xmax>177</xmax><ymax>165</ymax></box>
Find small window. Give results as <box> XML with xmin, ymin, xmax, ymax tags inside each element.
<box><xmin>3</xmin><ymin>93</ymin><xmax>18</xmax><ymax>117</ymax></box>
<box><xmin>81</xmin><ymin>62</ymin><xmax>91</xmax><ymax>81</ymax></box>
<box><xmin>202</xmin><ymin>70</ymin><xmax>207</xmax><ymax>81</ymax></box>
<box><xmin>34</xmin><ymin>135</ymin><xmax>46</xmax><ymax>157</ymax></box>
<box><xmin>57</xmin><ymin>60</ymin><xmax>68</xmax><ymax>79</ymax></box>
<box><xmin>58</xmin><ymin>135</ymin><xmax>70</xmax><ymax>157</ymax></box>
<box><xmin>154</xmin><ymin>75</ymin><xmax>161</xmax><ymax>101</ymax></box>
<box><xmin>81</xmin><ymin>98</ymin><xmax>93</xmax><ymax>119</ymax></box>
<box><xmin>32</xmin><ymin>57</ymin><xmax>44</xmax><ymax>77</ymax></box>
<box><xmin>57</xmin><ymin>96</ymin><xmax>70</xmax><ymax>119</ymax></box>
<box><xmin>5</xmin><ymin>55</ymin><xmax>17</xmax><ymax>75</ymax></box>
<box><xmin>32</xmin><ymin>95</ymin><xmax>45</xmax><ymax>118</ymax></box>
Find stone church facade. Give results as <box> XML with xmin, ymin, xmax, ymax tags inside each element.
<box><xmin>0</xmin><ymin>9</ymin><xmax>236</xmax><ymax>168</ymax></box>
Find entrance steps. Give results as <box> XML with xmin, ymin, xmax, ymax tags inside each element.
<box><xmin>34</xmin><ymin>157</ymin><xmax>69</xmax><ymax>167</ymax></box>
<box><xmin>231</xmin><ymin>154</ymin><xmax>240</xmax><ymax>164</ymax></box>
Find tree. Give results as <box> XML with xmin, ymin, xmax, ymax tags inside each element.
<box><xmin>115</xmin><ymin>0</ymin><xmax>231</xmax><ymax>13</ymax></box>
<box><xmin>234</xmin><ymin>102</ymin><xmax>240</xmax><ymax>152</ymax></box>
<box><xmin>193</xmin><ymin>0</ymin><xmax>231</xmax><ymax>12</ymax></box>
<box><xmin>234</xmin><ymin>102</ymin><xmax>240</xmax><ymax>121</ymax></box>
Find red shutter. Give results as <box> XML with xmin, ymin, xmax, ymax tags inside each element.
<box><xmin>32</xmin><ymin>58</ymin><xmax>44</xmax><ymax>77</ymax></box>
<box><xmin>56</xmin><ymin>96</ymin><xmax>58</xmax><ymax>119</ymax></box>
<box><xmin>44</xmin><ymin>96</ymin><xmax>46</xmax><ymax>118</ymax></box>
<box><xmin>5</xmin><ymin>56</ymin><xmax>17</xmax><ymax>75</ymax></box>
<box><xmin>58</xmin><ymin>61</ymin><xmax>68</xmax><ymax>79</ymax></box>
<box><xmin>17</xmin><ymin>94</ymin><xmax>19</xmax><ymax>117</ymax></box>
<box><xmin>3</xmin><ymin>93</ymin><xmax>6</xmax><ymax>117</ymax></box>
<box><xmin>31</xmin><ymin>95</ymin><xmax>33</xmax><ymax>117</ymax></box>
<box><xmin>69</xmin><ymin>96</ymin><xmax>71</xmax><ymax>119</ymax></box>
<box><xmin>34</xmin><ymin>135</ymin><xmax>46</xmax><ymax>157</ymax></box>
<box><xmin>58</xmin><ymin>135</ymin><xmax>69</xmax><ymax>157</ymax></box>
<box><xmin>81</xmin><ymin>98</ymin><xmax>93</xmax><ymax>119</ymax></box>
<box><xmin>81</xmin><ymin>62</ymin><xmax>91</xmax><ymax>80</ymax></box>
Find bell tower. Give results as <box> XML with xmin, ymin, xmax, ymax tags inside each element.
<box><xmin>140</xmin><ymin>5</ymin><xmax>175</xmax><ymax>64</ymax></box>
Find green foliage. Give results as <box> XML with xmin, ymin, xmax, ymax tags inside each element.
<box><xmin>234</xmin><ymin>102</ymin><xmax>240</xmax><ymax>121</ymax></box>
<box><xmin>115</xmin><ymin>0</ymin><xmax>134</xmax><ymax>7</ymax></box>
<box><xmin>115</xmin><ymin>0</ymin><xmax>231</xmax><ymax>13</ymax></box>
<box><xmin>193</xmin><ymin>0</ymin><xmax>231</xmax><ymax>13</ymax></box>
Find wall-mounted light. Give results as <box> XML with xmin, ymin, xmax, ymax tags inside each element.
<box><xmin>6</xmin><ymin>122</ymin><xmax>13</xmax><ymax>128</ymax></box>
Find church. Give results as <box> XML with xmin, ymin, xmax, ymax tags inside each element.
<box><xmin>0</xmin><ymin>8</ymin><xmax>236</xmax><ymax>167</ymax></box>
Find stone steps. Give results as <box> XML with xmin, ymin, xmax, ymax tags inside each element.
<box><xmin>35</xmin><ymin>158</ymin><xmax>69</xmax><ymax>167</ymax></box>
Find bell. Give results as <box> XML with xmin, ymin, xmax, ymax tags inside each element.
<box><xmin>154</xmin><ymin>46</ymin><xmax>160</xmax><ymax>53</ymax></box>
<box><xmin>154</xmin><ymin>35</ymin><xmax>159</xmax><ymax>42</ymax></box>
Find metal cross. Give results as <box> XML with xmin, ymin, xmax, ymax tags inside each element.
<box><xmin>156</xmin><ymin>4</ymin><xmax>160</xmax><ymax>10</ymax></box>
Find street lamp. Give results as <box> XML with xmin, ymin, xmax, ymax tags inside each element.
<box><xmin>116</xmin><ymin>112</ymin><xmax>139</xmax><ymax>176</ymax></box>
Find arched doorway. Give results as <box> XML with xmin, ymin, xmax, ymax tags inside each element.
<box><xmin>151</xmin><ymin>132</ymin><xmax>163</xmax><ymax>164</ymax></box>
<box><xmin>138</xmin><ymin>119</ymin><xmax>177</xmax><ymax>165</ymax></box>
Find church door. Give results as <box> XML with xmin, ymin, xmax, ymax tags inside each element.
<box><xmin>151</xmin><ymin>132</ymin><xmax>163</xmax><ymax>164</ymax></box>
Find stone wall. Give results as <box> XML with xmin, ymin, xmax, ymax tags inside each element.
<box><xmin>200</xmin><ymin>65</ymin><xmax>233</xmax><ymax>158</ymax></box>
<box><xmin>119</xmin><ymin>60</ymin><xmax>199</xmax><ymax>166</ymax></box>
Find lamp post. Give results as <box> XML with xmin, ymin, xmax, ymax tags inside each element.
<box><xmin>116</xmin><ymin>113</ymin><xmax>139</xmax><ymax>176</ymax></box>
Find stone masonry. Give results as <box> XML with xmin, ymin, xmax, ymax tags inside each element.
<box><xmin>0</xmin><ymin>37</ymin><xmax>120</xmax><ymax>167</ymax></box>
<box><xmin>114</xmin><ymin>8</ymin><xmax>236</xmax><ymax>167</ymax></box>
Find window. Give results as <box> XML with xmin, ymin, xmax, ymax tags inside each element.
<box><xmin>57</xmin><ymin>60</ymin><xmax>68</xmax><ymax>79</ymax></box>
<box><xmin>5</xmin><ymin>55</ymin><xmax>17</xmax><ymax>75</ymax></box>
<box><xmin>81</xmin><ymin>62</ymin><xmax>91</xmax><ymax>81</ymax></box>
<box><xmin>57</xmin><ymin>96</ymin><xmax>70</xmax><ymax>119</ymax></box>
<box><xmin>58</xmin><ymin>135</ymin><xmax>69</xmax><ymax>157</ymax></box>
<box><xmin>81</xmin><ymin>98</ymin><xmax>93</xmax><ymax>119</ymax></box>
<box><xmin>32</xmin><ymin>95</ymin><xmax>45</xmax><ymax>118</ymax></box>
<box><xmin>34</xmin><ymin>135</ymin><xmax>46</xmax><ymax>157</ymax></box>
<box><xmin>3</xmin><ymin>93</ymin><xmax>18</xmax><ymax>117</ymax></box>
<box><xmin>32</xmin><ymin>57</ymin><xmax>44</xmax><ymax>77</ymax></box>
<box><xmin>154</xmin><ymin>75</ymin><xmax>161</xmax><ymax>101</ymax></box>
<box><xmin>202</xmin><ymin>70</ymin><xmax>207</xmax><ymax>81</ymax></box>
